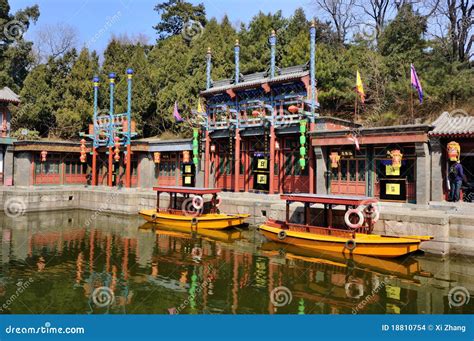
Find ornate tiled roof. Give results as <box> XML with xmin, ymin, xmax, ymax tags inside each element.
<box><xmin>201</xmin><ymin>64</ymin><xmax>309</xmax><ymax>95</ymax></box>
<box><xmin>0</xmin><ymin>87</ymin><xmax>20</xmax><ymax>103</ymax></box>
<box><xmin>429</xmin><ymin>111</ymin><xmax>474</xmax><ymax>137</ymax></box>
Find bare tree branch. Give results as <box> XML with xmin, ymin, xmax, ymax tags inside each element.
<box><xmin>34</xmin><ymin>22</ymin><xmax>78</xmax><ymax>64</ymax></box>
<box><xmin>316</xmin><ymin>0</ymin><xmax>356</xmax><ymax>43</ymax></box>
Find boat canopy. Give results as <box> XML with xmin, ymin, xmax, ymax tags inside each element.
<box><xmin>152</xmin><ymin>186</ymin><xmax>222</xmax><ymax>195</ymax></box>
<box><xmin>280</xmin><ymin>193</ymin><xmax>378</xmax><ymax>206</ymax></box>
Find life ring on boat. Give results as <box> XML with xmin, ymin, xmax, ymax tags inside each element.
<box><xmin>192</xmin><ymin>196</ymin><xmax>204</xmax><ymax>210</ymax></box>
<box><xmin>344</xmin><ymin>209</ymin><xmax>364</xmax><ymax>229</ymax></box>
<box><xmin>192</xmin><ymin>247</ymin><xmax>202</xmax><ymax>258</ymax></box>
<box><xmin>151</xmin><ymin>213</ymin><xmax>158</xmax><ymax>220</ymax></box>
<box><xmin>359</xmin><ymin>204</ymin><xmax>380</xmax><ymax>223</ymax></box>
<box><xmin>345</xmin><ymin>239</ymin><xmax>357</xmax><ymax>251</ymax></box>
<box><xmin>277</xmin><ymin>230</ymin><xmax>287</xmax><ymax>240</ymax></box>
<box><xmin>215</xmin><ymin>195</ymin><xmax>222</xmax><ymax>207</ymax></box>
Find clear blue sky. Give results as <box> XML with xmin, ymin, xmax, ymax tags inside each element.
<box><xmin>12</xmin><ymin>0</ymin><xmax>312</xmax><ymax>54</ymax></box>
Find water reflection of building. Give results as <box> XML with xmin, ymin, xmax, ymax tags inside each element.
<box><xmin>1</xmin><ymin>212</ymin><xmax>473</xmax><ymax>314</ymax></box>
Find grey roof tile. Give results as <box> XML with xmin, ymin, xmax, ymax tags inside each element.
<box><xmin>430</xmin><ymin>111</ymin><xmax>474</xmax><ymax>136</ymax></box>
<box><xmin>0</xmin><ymin>87</ymin><xmax>20</xmax><ymax>103</ymax></box>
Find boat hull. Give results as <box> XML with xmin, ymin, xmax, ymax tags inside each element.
<box><xmin>139</xmin><ymin>209</ymin><xmax>249</xmax><ymax>230</ymax></box>
<box><xmin>259</xmin><ymin>224</ymin><xmax>429</xmax><ymax>258</ymax></box>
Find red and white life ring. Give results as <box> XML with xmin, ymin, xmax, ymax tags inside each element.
<box><xmin>192</xmin><ymin>196</ymin><xmax>204</xmax><ymax>210</ymax></box>
<box><xmin>359</xmin><ymin>204</ymin><xmax>380</xmax><ymax>223</ymax></box>
<box><xmin>344</xmin><ymin>209</ymin><xmax>364</xmax><ymax>229</ymax></box>
<box><xmin>215</xmin><ymin>195</ymin><xmax>222</xmax><ymax>207</ymax></box>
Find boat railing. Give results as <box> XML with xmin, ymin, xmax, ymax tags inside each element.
<box><xmin>157</xmin><ymin>208</ymin><xmax>204</xmax><ymax>216</ymax></box>
<box><xmin>266</xmin><ymin>219</ymin><xmax>356</xmax><ymax>238</ymax></box>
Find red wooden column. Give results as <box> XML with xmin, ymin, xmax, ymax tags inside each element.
<box><xmin>91</xmin><ymin>148</ymin><xmax>97</xmax><ymax>186</ymax></box>
<box><xmin>278</xmin><ymin>138</ymin><xmax>284</xmax><ymax>193</ymax></box>
<box><xmin>244</xmin><ymin>141</ymin><xmax>250</xmax><ymax>192</ymax></box>
<box><xmin>204</xmin><ymin>130</ymin><xmax>210</xmax><ymax>188</ymax></box>
<box><xmin>125</xmin><ymin>144</ymin><xmax>131</xmax><ymax>187</ymax></box>
<box><xmin>269</xmin><ymin>125</ymin><xmax>276</xmax><ymax>194</ymax></box>
<box><xmin>234</xmin><ymin>128</ymin><xmax>241</xmax><ymax>192</ymax></box>
<box><xmin>309</xmin><ymin>121</ymin><xmax>315</xmax><ymax>193</ymax></box>
<box><xmin>107</xmin><ymin>147</ymin><xmax>113</xmax><ymax>186</ymax></box>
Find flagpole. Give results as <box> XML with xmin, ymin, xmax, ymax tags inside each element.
<box><xmin>354</xmin><ymin>88</ymin><xmax>358</xmax><ymax>122</ymax></box>
<box><xmin>410</xmin><ymin>86</ymin><xmax>414</xmax><ymax>123</ymax></box>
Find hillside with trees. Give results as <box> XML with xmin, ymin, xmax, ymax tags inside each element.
<box><xmin>2</xmin><ymin>0</ymin><xmax>473</xmax><ymax>139</ymax></box>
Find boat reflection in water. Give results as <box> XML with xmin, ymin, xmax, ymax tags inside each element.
<box><xmin>0</xmin><ymin>210</ymin><xmax>471</xmax><ymax>314</ymax></box>
<box><xmin>259</xmin><ymin>242</ymin><xmax>434</xmax><ymax>314</ymax></box>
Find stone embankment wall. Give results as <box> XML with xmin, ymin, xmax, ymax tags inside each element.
<box><xmin>1</xmin><ymin>186</ymin><xmax>473</xmax><ymax>256</ymax></box>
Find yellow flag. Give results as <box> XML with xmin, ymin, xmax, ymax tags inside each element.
<box><xmin>356</xmin><ymin>70</ymin><xmax>365</xmax><ymax>103</ymax></box>
<box><xmin>197</xmin><ymin>99</ymin><xmax>204</xmax><ymax>113</ymax></box>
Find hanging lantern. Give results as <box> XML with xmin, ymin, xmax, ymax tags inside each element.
<box><xmin>447</xmin><ymin>141</ymin><xmax>460</xmax><ymax>162</ymax></box>
<box><xmin>275</xmin><ymin>141</ymin><xmax>280</xmax><ymax>151</ymax></box>
<box><xmin>210</xmin><ymin>144</ymin><xmax>216</xmax><ymax>153</ymax></box>
<box><xmin>252</xmin><ymin>110</ymin><xmax>260</xmax><ymax>117</ymax></box>
<box><xmin>299</xmin><ymin>120</ymin><xmax>307</xmax><ymax>170</ymax></box>
<box><xmin>329</xmin><ymin>152</ymin><xmax>340</xmax><ymax>168</ymax></box>
<box><xmin>288</xmin><ymin>105</ymin><xmax>299</xmax><ymax>114</ymax></box>
<box><xmin>153</xmin><ymin>152</ymin><xmax>161</xmax><ymax>164</ymax></box>
<box><xmin>114</xmin><ymin>136</ymin><xmax>120</xmax><ymax>162</ymax></box>
<box><xmin>183</xmin><ymin>150</ymin><xmax>190</xmax><ymax>163</ymax></box>
<box><xmin>40</xmin><ymin>150</ymin><xmax>48</xmax><ymax>162</ymax></box>
<box><xmin>80</xmin><ymin>139</ymin><xmax>87</xmax><ymax>163</ymax></box>
<box><xmin>192</xmin><ymin>128</ymin><xmax>199</xmax><ymax>166</ymax></box>
<box><xmin>389</xmin><ymin>149</ymin><xmax>403</xmax><ymax>169</ymax></box>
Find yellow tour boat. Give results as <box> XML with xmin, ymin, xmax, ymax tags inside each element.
<box><xmin>139</xmin><ymin>186</ymin><xmax>249</xmax><ymax>230</ymax></box>
<box><xmin>258</xmin><ymin>193</ymin><xmax>432</xmax><ymax>258</ymax></box>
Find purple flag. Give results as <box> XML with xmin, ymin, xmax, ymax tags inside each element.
<box><xmin>173</xmin><ymin>101</ymin><xmax>183</xmax><ymax>122</ymax></box>
<box><xmin>410</xmin><ymin>64</ymin><xmax>423</xmax><ymax>104</ymax></box>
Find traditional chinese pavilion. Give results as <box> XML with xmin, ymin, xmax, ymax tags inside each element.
<box><xmin>199</xmin><ymin>22</ymin><xmax>355</xmax><ymax>194</ymax></box>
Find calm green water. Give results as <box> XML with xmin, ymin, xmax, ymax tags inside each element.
<box><xmin>0</xmin><ymin>210</ymin><xmax>473</xmax><ymax>314</ymax></box>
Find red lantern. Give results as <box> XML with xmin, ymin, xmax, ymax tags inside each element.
<box><xmin>252</xmin><ymin>110</ymin><xmax>260</xmax><ymax>117</ymax></box>
<box><xmin>40</xmin><ymin>150</ymin><xmax>47</xmax><ymax>162</ymax></box>
<box><xmin>153</xmin><ymin>152</ymin><xmax>161</xmax><ymax>164</ymax></box>
<box><xmin>288</xmin><ymin>105</ymin><xmax>299</xmax><ymax>114</ymax></box>
<box><xmin>114</xmin><ymin>136</ymin><xmax>120</xmax><ymax>162</ymax></box>
<box><xmin>80</xmin><ymin>139</ymin><xmax>87</xmax><ymax>163</ymax></box>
